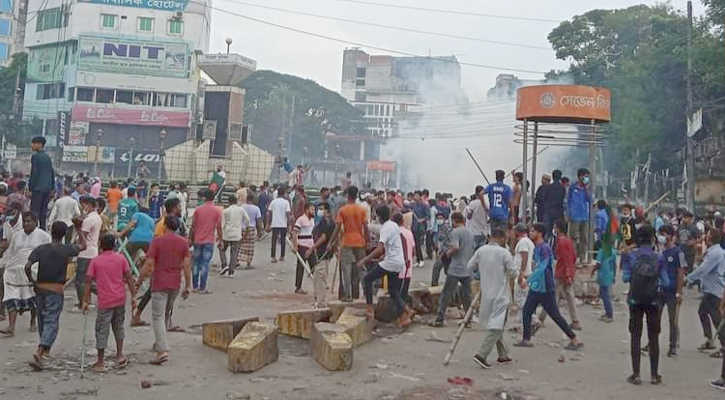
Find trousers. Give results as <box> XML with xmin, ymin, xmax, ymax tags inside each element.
<box><xmin>523</xmin><ymin>291</ymin><xmax>576</xmax><ymax>341</ymax></box>
<box><xmin>658</xmin><ymin>291</ymin><xmax>679</xmax><ymax>351</ymax></box>
<box><xmin>364</xmin><ymin>265</ymin><xmax>404</xmax><ymax>320</ymax></box>
<box><xmin>296</xmin><ymin>246</ymin><xmax>316</xmax><ymax>290</ymax></box>
<box><xmin>339</xmin><ymin>247</ymin><xmax>366</xmax><ymax>300</ymax></box>
<box><xmin>436</xmin><ymin>275</ymin><xmax>471</xmax><ymax>323</ymax></box>
<box><xmin>569</xmin><ymin>221</ymin><xmax>589</xmax><ymax>261</ymax></box>
<box><xmin>192</xmin><ymin>244</ymin><xmax>214</xmax><ymax>291</ymax></box>
<box><xmin>629</xmin><ymin>303</ymin><xmax>661</xmax><ymax>377</ymax></box>
<box><xmin>152</xmin><ymin>290</ymin><xmax>179</xmax><ymax>353</ymax></box>
<box><xmin>477</xmin><ymin>329</ymin><xmax>509</xmax><ymax>362</ymax></box>
<box><xmin>219</xmin><ymin>239</ymin><xmax>241</xmax><ymax>270</ymax></box>
<box><xmin>36</xmin><ymin>290</ymin><xmax>63</xmax><ymax>351</ymax></box>
<box><xmin>31</xmin><ymin>191</ymin><xmax>51</xmax><ymax>231</ymax></box>
<box><xmin>539</xmin><ymin>278</ymin><xmax>579</xmax><ymax>323</ymax></box>
<box><xmin>314</xmin><ymin>258</ymin><xmax>331</xmax><ymax>307</ymax></box>
<box><xmin>270</xmin><ymin>228</ymin><xmax>287</xmax><ymax>259</ymax></box>
<box><xmin>698</xmin><ymin>293</ymin><xmax>724</xmax><ymax>348</ymax></box>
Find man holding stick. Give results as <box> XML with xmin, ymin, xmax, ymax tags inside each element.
<box><xmin>468</xmin><ymin>228</ymin><xmax>517</xmax><ymax>369</ymax></box>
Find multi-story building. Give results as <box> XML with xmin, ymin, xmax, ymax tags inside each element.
<box><xmin>0</xmin><ymin>0</ymin><xmax>28</xmax><ymax>66</ymax></box>
<box><xmin>340</xmin><ymin>48</ymin><xmax>464</xmax><ymax>187</ymax></box>
<box><xmin>22</xmin><ymin>0</ymin><xmax>211</xmax><ymax>177</ymax></box>
<box><xmin>486</xmin><ymin>73</ymin><xmax>545</xmax><ymax>101</ymax></box>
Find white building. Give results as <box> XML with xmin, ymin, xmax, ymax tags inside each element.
<box><xmin>22</xmin><ymin>0</ymin><xmax>210</xmax><ymax>177</ymax></box>
<box><xmin>0</xmin><ymin>0</ymin><xmax>28</xmax><ymax>66</ymax></box>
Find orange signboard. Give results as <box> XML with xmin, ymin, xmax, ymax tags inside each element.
<box><xmin>367</xmin><ymin>160</ymin><xmax>396</xmax><ymax>171</ymax></box>
<box><xmin>516</xmin><ymin>85</ymin><xmax>611</xmax><ymax>122</ymax></box>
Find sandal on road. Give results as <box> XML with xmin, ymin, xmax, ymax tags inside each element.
<box><xmin>29</xmin><ymin>353</ymin><xmax>44</xmax><ymax>371</ymax></box>
<box><xmin>116</xmin><ymin>357</ymin><xmax>128</xmax><ymax>368</ymax></box>
<box><xmin>698</xmin><ymin>342</ymin><xmax>717</xmax><ymax>351</ymax></box>
<box><xmin>92</xmin><ymin>364</ymin><xmax>108</xmax><ymax>373</ymax></box>
<box><xmin>564</xmin><ymin>342</ymin><xmax>585</xmax><ymax>351</ymax></box>
<box><xmin>627</xmin><ymin>375</ymin><xmax>642</xmax><ymax>385</ymax></box>
<box><xmin>168</xmin><ymin>326</ymin><xmax>186</xmax><ymax>333</ymax></box>
<box><xmin>513</xmin><ymin>340</ymin><xmax>534</xmax><ymax>348</ymax></box>
<box><xmin>710</xmin><ymin>350</ymin><xmax>723</xmax><ymax>358</ymax></box>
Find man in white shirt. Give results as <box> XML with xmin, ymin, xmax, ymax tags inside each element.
<box><xmin>48</xmin><ymin>188</ymin><xmax>81</xmax><ymax>243</ymax></box>
<box><xmin>220</xmin><ymin>195</ymin><xmax>250</xmax><ymax>277</ymax></box>
<box><xmin>512</xmin><ymin>223</ymin><xmax>536</xmax><ymax>321</ymax></box>
<box><xmin>74</xmin><ymin>196</ymin><xmax>102</xmax><ymax>310</ymax></box>
<box><xmin>467</xmin><ymin>185</ymin><xmax>490</xmax><ymax>249</ymax></box>
<box><xmin>292</xmin><ymin>202</ymin><xmax>316</xmax><ymax>294</ymax></box>
<box><xmin>266</xmin><ymin>187</ymin><xmax>292</xmax><ymax>263</ymax></box>
<box><xmin>357</xmin><ymin>205</ymin><xmax>410</xmax><ymax>327</ymax></box>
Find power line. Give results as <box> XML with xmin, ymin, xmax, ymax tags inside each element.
<box><xmin>216</xmin><ymin>0</ymin><xmax>552</xmax><ymax>51</ymax></box>
<box><xmin>328</xmin><ymin>0</ymin><xmax>560</xmax><ymax>23</ymax></box>
<box><xmin>199</xmin><ymin>2</ymin><xmax>548</xmax><ymax>74</ymax></box>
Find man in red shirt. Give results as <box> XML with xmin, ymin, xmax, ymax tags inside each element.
<box><xmin>137</xmin><ymin>216</ymin><xmax>191</xmax><ymax>365</ymax></box>
<box><xmin>539</xmin><ymin>220</ymin><xmax>581</xmax><ymax>330</ymax></box>
<box><xmin>189</xmin><ymin>189</ymin><xmax>222</xmax><ymax>293</ymax></box>
<box><xmin>83</xmin><ymin>234</ymin><xmax>136</xmax><ymax>372</ymax></box>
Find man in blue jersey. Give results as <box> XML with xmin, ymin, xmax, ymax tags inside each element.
<box><xmin>484</xmin><ymin>170</ymin><xmax>512</xmax><ymax>232</ymax></box>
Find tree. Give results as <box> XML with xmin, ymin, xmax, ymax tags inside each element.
<box><xmin>547</xmin><ymin>5</ymin><xmax>725</xmax><ymax>180</ymax></box>
<box><xmin>239</xmin><ymin>70</ymin><xmax>363</xmax><ymax>164</ymax></box>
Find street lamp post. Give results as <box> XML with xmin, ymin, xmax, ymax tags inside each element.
<box><xmin>93</xmin><ymin>129</ymin><xmax>103</xmax><ymax>176</ymax></box>
<box><xmin>158</xmin><ymin>128</ymin><xmax>167</xmax><ymax>181</ymax></box>
<box><xmin>127</xmin><ymin>137</ymin><xmax>136</xmax><ymax>178</ymax></box>
<box><xmin>225</xmin><ymin>37</ymin><xmax>232</xmax><ymax>54</ymax></box>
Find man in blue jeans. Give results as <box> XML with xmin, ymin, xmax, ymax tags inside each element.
<box><xmin>189</xmin><ymin>189</ymin><xmax>222</xmax><ymax>293</ymax></box>
<box><xmin>26</xmin><ymin>221</ymin><xmax>86</xmax><ymax>371</ymax></box>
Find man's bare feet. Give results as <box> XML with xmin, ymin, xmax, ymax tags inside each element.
<box><xmin>365</xmin><ymin>305</ymin><xmax>374</xmax><ymax>319</ymax></box>
<box><xmin>92</xmin><ymin>362</ymin><xmax>107</xmax><ymax>372</ymax></box>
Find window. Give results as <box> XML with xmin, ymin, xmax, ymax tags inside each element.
<box><xmin>0</xmin><ymin>43</ymin><xmax>7</xmax><ymax>60</ymax></box>
<box><xmin>355</xmin><ymin>79</ymin><xmax>365</xmax><ymax>87</ymax></box>
<box><xmin>0</xmin><ymin>0</ymin><xmax>11</xmax><ymax>13</ymax></box>
<box><xmin>133</xmin><ymin>92</ymin><xmax>150</xmax><ymax>105</ymax></box>
<box><xmin>101</xmin><ymin>14</ymin><xmax>116</xmax><ymax>29</ymax></box>
<box><xmin>96</xmin><ymin>89</ymin><xmax>113</xmax><ymax>103</ymax></box>
<box><xmin>0</xmin><ymin>19</ymin><xmax>10</xmax><ymax>36</ymax></box>
<box><xmin>116</xmin><ymin>90</ymin><xmax>133</xmax><ymax>104</ymax></box>
<box><xmin>36</xmin><ymin>82</ymin><xmax>65</xmax><ymax>100</ymax></box>
<box><xmin>170</xmin><ymin>94</ymin><xmax>187</xmax><ymax>108</ymax></box>
<box><xmin>36</xmin><ymin>7</ymin><xmax>66</xmax><ymax>31</ymax></box>
<box><xmin>138</xmin><ymin>17</ymin><xmax>153</xmax><ymax>32</ymax></box>
<box><xmin>77</xmin><ymin>88</ymin><xmax>94</xmax><ymax>102</ymax></box>
<box><xmin>354</xmin><ymin>91</ymin><xmax>365</xmax><ymax>102</ymax></box>
<box><xmin>67</xmin><ymin>87</ymin><xmax>74</xmax><ymax>102</ymax></box>
<box><xmin>356</xmin><ymin>68</ymin><xmax>366</xmax><ymax>78</ymax></box>
<box><xmin>168</xmin><ymin>19</ymin><xmax>182</xmax><ymax>34</ymax></box>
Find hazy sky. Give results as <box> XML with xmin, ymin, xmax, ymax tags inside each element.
<box><xmin>208</xmin><ymin>0</ymin><xmax>705</xmax><ymax>99</ymax></box>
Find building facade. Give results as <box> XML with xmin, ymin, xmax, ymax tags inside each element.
<box><xmin>0</xmin><ymin>0</ymin><xmax>28</xmax><ymax>66</ymax></box>
<box><xmin>22</xmin><ymin>0</ymin><xmax>210</xmax><ymax>177</ymax></box>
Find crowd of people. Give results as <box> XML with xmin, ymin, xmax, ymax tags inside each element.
<box><xmin>2</xmin><ymin>136</ymin><xmax>725</xmax><ymax>391</ymax></box>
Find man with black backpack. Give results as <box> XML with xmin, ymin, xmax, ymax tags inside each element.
<box><xmin>622</xmin><ymin>226</ymin><xmax>663</xmax><ymax>386</ymax></box>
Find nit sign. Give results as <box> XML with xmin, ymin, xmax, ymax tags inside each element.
<box><xmin>104</xmin><ymin>43</ymin><xmax>165</xmax><ymax>59</ymax></box>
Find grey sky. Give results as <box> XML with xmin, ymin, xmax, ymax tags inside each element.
<box><xmin>208</xmin><ymin>0</ymin><xmax>704</xmax><ymax>98</ymax></box>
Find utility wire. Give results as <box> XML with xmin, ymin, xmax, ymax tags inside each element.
<box><xmin>217</xmin><ymin>0</ymin><xmax>552</xmax><ymax>50</ymax></box>
<box><xmin>328</xmin><ymin>0</ymin><xmax>560</xmax><ymax>23</ymax></box>
<box><xmin>199</xmin><ymin>2</ymin><xmax>548</xmax><ymax>74</ymax></box>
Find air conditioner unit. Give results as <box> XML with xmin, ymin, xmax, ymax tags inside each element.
<box><xmin>174</xmin><ymin>11</ymin><xmax>183</xmax><ymax>19</ymax></box>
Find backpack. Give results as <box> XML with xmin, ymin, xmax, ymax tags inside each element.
<box><xmin>630</xmin><ymin>251</ymin><xmax>660</xmax><ymax>304</ymax></box>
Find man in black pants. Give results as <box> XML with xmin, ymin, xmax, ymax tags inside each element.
<box><xmin>515</xmin><ymin>223</ymin><xmax>583</xmax><ymax>351</ymax></box>
<box><xmin>358</xmin><ymin>205</ymin><xmax>410</xmax><ymax>327</ymax></box>
<box><xmin>623</xmin><ymin>226</ymin><xmax>663</xmax><ymax>385</ymax></box>
<box><xmin>291</xmin><ymin>203</ymin><xmax>317</xmax><ymax>294</ymax></box>
<box><xmin>29</xmin><ymin>136</ymin><xmax>54</xmax><ymax>230</ymax></box>
<box><xmin>266</xmin><ymin>187</ymin><xmax>292</xmax><ymax>263</ymax></box>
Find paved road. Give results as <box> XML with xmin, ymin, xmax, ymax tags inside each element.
<box><xmin>0</xmin><ymin>237</ymin><xmax>723</xmax><ymax>399</ymax></box>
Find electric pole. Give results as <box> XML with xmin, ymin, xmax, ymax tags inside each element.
<box><xmin>685</xmin><ymin>0</ymin><xmax>695</xmax><ymax>212</ymax></box>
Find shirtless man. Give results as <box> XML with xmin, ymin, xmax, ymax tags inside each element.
<box><xmin>511</xmin><ymin>171</ymin><xmax>523</xmax><ymax>224</ymax></box>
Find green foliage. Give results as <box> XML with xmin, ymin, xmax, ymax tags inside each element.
<box><xmin>239</xmin><ymin>70</ymin><xmax>363</xmax><ymax>164</ymax></box>
<box><xmin>0</xmin><ymin>52</ymin><xmax>38</xmax><ymax>146</ymax></box>
<box><xmin>547</xmin><ymin>5</ymin><xmax>725</xmax><ymax>177</ymax></box>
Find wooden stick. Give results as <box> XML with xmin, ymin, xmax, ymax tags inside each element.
<box><xmin>644</xmin><ymin>191</ymin><xmax>670</xmax><ymax>214</ymax></box>
<box><xmin>285</xmin><ymin>237</ymin><xmax>313</xmax><ymax>278</ymax></box>
<box><xmin>330</xmin><ymin>256</ymin><xmax>340</xmax><ymax>295</ymax></box>
<box><xmin>443</xmin><ymin>289</ymin><xmax>481</xmax><ymax>366</ymax></box>
<box><xmin>465</xmin><ymin>148</ymin><xmax>491</xmax><ymax>185</ymax></box>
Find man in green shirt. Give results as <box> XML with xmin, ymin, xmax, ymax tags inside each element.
<box><xmin>117</xmin><ymin>187</ymin><xmax>140</xmax><ymax>231</ymax></box>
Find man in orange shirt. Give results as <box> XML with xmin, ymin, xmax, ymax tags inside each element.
<box><xmin>331</xmin><ymin>186</ymin><xmax>368</xmax><ymax>302</ymax></box>
<box><xmin>106</xmin><ymin>181</ymin><xmax>122</xmax><ymax>224</ymax></box>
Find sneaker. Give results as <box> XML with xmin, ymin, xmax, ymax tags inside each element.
<box><xmin>496</xmin><ymin>357</ymin><xmax>513</xmax><ymax>364</ymax></box>
<box><xmin>473</xmin><ymin>354</ymin><xmax>492</xmax><ymax>369</ymax></box>
<box><xmin>227</xmin><ymin>272</ymin><xmax>235</xmax><ymax>278</ymax></box>
<box><xmin>710</xmin><ymin>379</ymin><xmax>725</xmax><ymax>390</ymax></box>
<box><xmin>667</xmin><ymin>348</ymin><xmax>677</xmax><ymax>357</ymax></box>
<box><xmin>601</xmin><ymin>316</ymin><xmax>613</xmax><ymax>323</ymax></box>
<box><xmin>219</xmin><ymin>266</ymin><xmax>230</xmax><ymax>276</ymax></box>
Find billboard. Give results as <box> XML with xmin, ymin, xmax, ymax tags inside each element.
<box><xmin>62</xmin><ymin>145</ymin><xmax>116</xmax><ymax>163</ymax></box>
<box><xmin>72</xmin><ymin>105</ymin><xmax>190</xmax><ymax>128</ymax></box>
<box><xmin>78</xmin><ymin>35</ymin><xmax>189</xmax><ymax>78</ymax></box>
<box><xmin>68</xmin><ymin>121</ymin><xmax>89</xmax><ymax>145</ymax></box>
<box><xmin>27</xmin><ymin>45</ymin><xmax>69</xmax><ymax>83</ymax></box>
<box><xmin>516</xmin><ymin>85</ymin><xmax>611</xmax><ymax>122</ymax></box>
<box><xmin>78</xmin><ymin>0</ymin><xmax>187</xmax><ymax>11</ymax></box>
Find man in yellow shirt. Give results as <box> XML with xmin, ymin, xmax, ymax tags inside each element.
<box><xmin>154</xmin><ymin>198</ymin><xmax>186</xmax><ymax>237</ymax></box>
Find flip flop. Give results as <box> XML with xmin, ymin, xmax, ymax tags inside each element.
<box><xmin>564</xmin><ymin>342</ymin><xmax>585</xmax><ymax>351</ymax></box>
<box><xmin>150</xmin><ymin>353</ymin><xmax>168</xmax><ymax>365</ymax></box>
<box><xmin>92</xmin><ymin>364</ymin><xmax>108</xmax><ymax>373</ymax></box>
<box><xmin>513</xmin><ymin>340</ymin><xmax>534</xmax><ymax>348</ymax></box>
<box><xmin>116</xmin><ymin>357</ymin><xmax>128</xmax><ymax>368</ymax></box>
<box><xmin>0</xmin><ymin>328</ymin><xmax>14</xmax><ymax>337</ymax></box>
<box><xmin>29</xmin><ymin>353</ymin><xmax>44</xmax><ymax>371</ymax></box>
<box><xmin>130</xmin><ymin>320</ymin><xmax>150</xmax><ymax>327</ymax></box>
<box><xmin>168</xmin><ymin>326</ymin><xmax>186</xmax><ymax>333</ymax></box>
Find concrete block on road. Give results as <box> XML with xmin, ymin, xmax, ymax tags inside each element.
<box><xmin>328</xmin><ymin>300</ymin><xmax>367</xmax><ymax>323</ymax></box>
<box><xmin>276</xmin><ymin>308</ymin><xmax>332</xmax><ymax>339</ymax></box>
<box><xmin>335</xmin><ymin>308</ymin><xmax>373</xmax><ymax>347</ymax></box>
<box><xmin>227</xmin><ymin>322</ymin><xmax>279</xmax><ymax>373</ymax></box>
<box><xmin>202</xmin><ymin>317</ymin><xmax>260</xmax><ymax>351</ymax></box>
<box><xmin>311</xmin><ymin>322</ymin><xmax>353</xmax><ymax>371</ymax></box>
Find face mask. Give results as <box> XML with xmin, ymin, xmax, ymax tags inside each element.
<box><xmin>437</xmin><ymin>219</ymin><xmax>444</xmax><ymax>224</ymax></box>
<box><xmin>316</xmin><ymin>210</ymin><xmax>325</xmax><ymax>218</ymax></box>
<box><xmin>657</xmin><ymin>235</ymin><xmax>667</xmax><ymax>245</ymax></box>
<box><xmin>582</xmin><ymin>176</ymin><xmax>590</xmax><ymax>185</ymax></box>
